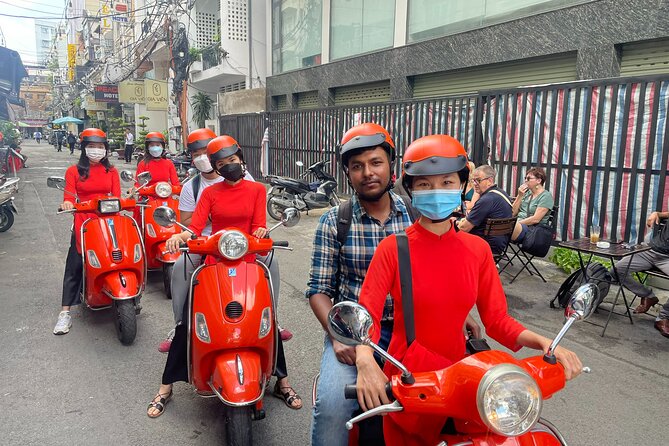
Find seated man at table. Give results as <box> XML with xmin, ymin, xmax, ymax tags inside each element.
<box><xmin>457</xmin><ymin>165</ymin><xmax>512</xmax><ymax>255</ymax></box>
<box><xmin>614</xmin><ymin>210</ymin><xmax>669</xmax><ymax>338</ymax></box>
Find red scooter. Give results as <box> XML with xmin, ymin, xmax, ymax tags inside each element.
<box><xmin>153</xmin><ymin>205</ymin><xmax>300</xmax><ymax>446</ymax></box>
<box><xmin>48</xmin><ymin>176</ymin><xmax>146</xmax><ymax>345</ymax></box>
<box><xmin>121</xmin><ymin>171</ymin><xmax>182</xmax><ymax>298</ymax></box>
<box><xmin>328</xmin><ymin>284</ymin><xmax>598</xmax><ymax>446</ymax></box>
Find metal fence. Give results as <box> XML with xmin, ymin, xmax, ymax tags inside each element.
<box><xmin>221</xmin><ymin>74</ymin><xmax>669</xmax><ymax>244</ymax></box>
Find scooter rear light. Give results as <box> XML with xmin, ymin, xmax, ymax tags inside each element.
<box><xmin>195</xmin><ymin>312</ymin><xmax>211</xmax><ymax>343</ymax></box>
<box><xmin>146</xmin><ymin>223</ymin><xmax>156</xmax><ymax>238</ymax></box>
<box><xmin>133</xmin><ymin>244</ymin><xmax>142</xmax><ymax>263</ymax></box>
<box><xmin>86</xmin><ymin>250</ymin><xmax>101</xmax><ymax>268</ymax></box>
<box><xmin>258</xmin><ymin>307</ymin><xmax>272</xmax><ymax>338</ymax></box>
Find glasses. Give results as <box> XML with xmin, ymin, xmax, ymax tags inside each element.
<box><xmin>472</xmin><ymin>176</ymin><xmax>492</xmax><ymax>185</ymax></box>
<box><xmin>525</xmin><ymin>176</ymin><xmax>537</xmax><ymax>181</ymax></box>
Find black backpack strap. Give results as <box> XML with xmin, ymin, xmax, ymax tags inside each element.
<box><xmin>336</xmin><ymin>200</ymin><xmax>353</xmax><ymax>246</ymax></box>
<box><xmin>550</xmin><ymin>269</ymin><xmax>582</xmax><ymax>309</ymax></box>
<box><xmin>192</xmin><ymin>174</ymin><xmax>202</xmax><ymax>201</ymax></box>
<box><xmin>396</xmin><ymin>232</ymin><xmax>415</xmax><ymax>346</ymax></box>
<box><xmin>399</xmin><ymin>195</ymin><xmax>420</xmax><ymax>223</ymax></box>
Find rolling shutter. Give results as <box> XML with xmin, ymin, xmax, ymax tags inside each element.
<box><xmin>334</xmin><ymin>81</ymin><xmax>391</xmax><ymax>105</ymax></box>
<box><xmin>412</xmin><ymin>53</ymin><xmax>577</xmax><ymax>98</ymax></box>
<box><xmin>275</xmin><ymin>95</ymin><xmax>288</xmax><ymax>111</ymax></box>
<box><xmin>297</xmin><ymin>90</ymin><xmax>319</xmax><ymax>109</ymax></box>
<box><xmin>620</xmin><ymin>39</ymin><xmax>669</xmax><ymax>76</ymax></box>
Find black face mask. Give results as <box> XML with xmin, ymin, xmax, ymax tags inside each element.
<box><xmin>217</xmin><ymin>162</ymin><xmax>244</xmax><ymax>181</ymax></box>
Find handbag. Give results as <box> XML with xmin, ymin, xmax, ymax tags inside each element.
<box><xmin>520</xmin><ymin>223</ymin><xmax>553</xmax><ymax>257</ymax></box>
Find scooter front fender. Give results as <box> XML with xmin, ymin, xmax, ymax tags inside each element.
<box><xmin>101</xmin><ymin>270</ymin><xmax>142</xmax><ymax>299</ymax></box>
<box><xmin>210</xmin><ymin>351</ymin><xmax>265</xmax><ymax>406</ymax></box>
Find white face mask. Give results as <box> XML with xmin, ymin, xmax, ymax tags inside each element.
<box><xmin>148</xmin><ymin>145</ymin><xmax>163</xmax><ymax>157</ymax></box>
<box><xmin>86</xmin><ymin>147</ymin><xmax>106</xmax><ymax>162</ymax></box>
<box><xmin>193</xmin><ymin>154</ymin><xmax>213</xmax><ymax>173</ymax></box>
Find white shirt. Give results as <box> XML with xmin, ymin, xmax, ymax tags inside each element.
<box><xmin>178</xmin><ymin>171</ymin><xmax>255</xmax><ymax>236</ymax></box>
<box><xmin>125</xmin><ymin>132</ymin><xmax>134</xmax><ymax>145</ymax></box>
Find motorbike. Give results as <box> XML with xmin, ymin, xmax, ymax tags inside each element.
<box><xmin>153</xmin><ymin>205</ymin><xmax>300</xmax><ymax>446</ymax></box>
<box><xmin>47</xmin><ymin>176</ymin><xmax>146</xmax><ymax>345</ymax></box>
<box><xmin>121</xmin><ymin>170</ymin><xmax>182</xmax><ymax>299</ymax></box>
<box><xmin>167</xmin><ymin>151</ymin><xmax>192</xmax><ymax>181</ymax></box>
<box><xmin>0</xmin><ymin>145</ymin><xmax>26</xmax><ymax>175</ymax></box>
<box><xmin>327</xmin><ymin>284</ymin><xmax>599</xmax><ymax>446</ymax></box>
<box><xmin>0</xmin><ymin>175</ymin><xmax>19</xmax><ymax>232</ymax></box>
<box><xmin>266</xmin><ymin>159</ymin><xmax>341</xmax><ymax>221</ymax></box>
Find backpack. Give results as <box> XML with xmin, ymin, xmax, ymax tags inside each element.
<box><xmin>191</xmin><ymin>174</ymin><xmax>202</xmax><ymax>200</ymax></box>
<box><xmin>336</xmin><ymin>195</ymin><xmax>420</xmax><ymax>245</ymax></box>
<box><xmin>551</xmin><ymin>263</ymin><xmax>611</xmax><ymax>309</ymax></box>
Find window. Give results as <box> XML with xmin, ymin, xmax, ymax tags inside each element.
<box><xmin>330</xmin><ymin>0</ymin><xmax>395</xmax><ymax>60</ymax></box>
<box><xmin>407</xmin><ymin>0</ymin><xmax>594</xmax><ymax>43</ymax></box>
<box><xmin>272</xmin><ymin>0</ymin><xmax>322</xmax><ymax>74</ymax></box>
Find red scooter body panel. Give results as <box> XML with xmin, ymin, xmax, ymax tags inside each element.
<box><xmin>189</xmin><ymin>259</ymin><xmax>276</xmax><ymax>401</ymax></box>
<box><xmin>210</xmin><ymin>351</ymin><xmax>264</xmax><ymax>404</ymax></box>
<box><xmin>81</xmin><ymin>214</ymin><xmax>145</xmax><ymax>307</ymax></box>
<box><xmin>385</xmin><ymin>350</ymin><xmax>567</xmax><ymax>443</ymax></box>
<box><xmin>139</xmin><ymin>190</ymin><xmax>181</xmax><ymax>269</ymax></box>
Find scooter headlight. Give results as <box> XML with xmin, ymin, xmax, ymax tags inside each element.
<box><xmin>217</xmin><ymin>230</ymin><xmax>248</xmax><ymax>260</ymax></box>
<box><xmin>258</xmin><ymin>307</ymin><xmax>272</xmax><ymax>338</ymax></box>
<box><xmin>195</xmin><ymin>312</ymin><xmax>211</xmax><ymax>343</ymax></box>
<box><xmin>155</xmin><ymin>182</ymin><xmax>172</xmax><ymax>198</ymax></box>
<box><xmin>98</xmin><ymin>199</ymin><xmax>121</xmax><ymax>214</ymax></box>
<box><xmin>477</xmin><ymin>364</ymin><xmax>542</xmax><ymax>437</ymax></box>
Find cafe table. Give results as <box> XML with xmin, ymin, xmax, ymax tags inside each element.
<box><xmin>557</xmin><ymin>238</ymin><xmax>651</xmax><ymax>336</ymax></box>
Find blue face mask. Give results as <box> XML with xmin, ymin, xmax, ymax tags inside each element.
<box><xmin>148</xmin><ymin>145</ymin><xmax>163</xmax><ymax>157</ymax></box>
<box><xmin>411</xmin><ymin>189</ymin><xmax>462</xmax><ymax>220</ymax></box>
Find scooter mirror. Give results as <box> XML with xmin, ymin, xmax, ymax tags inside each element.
<box><xmin>154</xmin><ymin>206</ymin><xmax>177</xmax><ymax>227</ymax></box>
<box><xmin>565</xmin><ymin>283</ymin><xmax>598</xmax><ymax>321</ymax></box>
<box><xmin>120</xmin><ymin>170</ymin><xmax>134</xmax><ymax>183</ymax></box>
<box><xmin>327</xmin><ymin>301</ymin><xmax>373</xmax><ymax>347</ymax></box>
<box><xmin>295</xmin><ymin>160</ymin><xmax>304</xmax><ymax>167</ymax></box>
<box><xmin>138</xmin><ymin>171</ymin><xmax>152</xmax><ymax>186</ymax></box>
<box><xmin>47</xmin><ymin>176</ymin><xmax>66</xmax><ymax>190</ymax></box>
<box><xmin>281</xmin><ymin>207</ymin><xmax>300</xmax><ymax>228</ymax></box>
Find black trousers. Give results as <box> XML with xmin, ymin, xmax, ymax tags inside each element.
<box><xmin>61</xmin><ymin>234</ymin><xmax>83</xmax><ymax>307</ymax></box>
<box><xmin>124</xmin><ymin>144</ymin><xmax>134</xmax><ymax>162</ymax></box>
<box><xmin>162</xmin><ymin>318</ymin><xmax>288</xmax><ymax>385</ymax></box>
<box><xmin>69</xmin><ymin>143</ymin><xmax>75</xmax><ymax>154</ymax></box>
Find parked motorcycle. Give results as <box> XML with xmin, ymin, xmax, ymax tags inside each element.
<box><xmin>0</xmin><ymin>145</ymin><xmax>26</xmax><ymax>175</ymax></box>
<box><xmin>0</xmin><ymin>175</ymin><xmax>19</xmax><ymax>232</ymax></box>
<box><xmin>266</xmin><ymin>159</ymin><xmax>341</xmax><ymax>221</ymax></box>
<box><xmin>328</xmin><ymin>284</ymin><xmax>598</xmax><ymax>446</ymax></box>
<box><xmin>47</xmin><ymin>176</ymin><xmax>146</xmax><ymax>345</ymax></box>
<box><xmin>153</xmin><ymin>205</ymin><xmax>300</xmax><ymax>446</ymax></box>
<box><xmin>121</xmin><ymin>170</ymin><xmax>182</xmax><ymax>299</ymax></box>
<box><xmin>167</xmin><ymin>151</ymin><xmax>192</xmax><ymax>181</ymax></box>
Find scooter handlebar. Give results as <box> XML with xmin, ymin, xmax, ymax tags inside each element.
<box><xmin>344</xmin><ymin>383</ymin><xmax>393</xmax><ymax>401</ymax></box>
<box><xmin>273</xmin><ymin>240</ymin><xmax>290</xmax><ymax>247</ymax></box>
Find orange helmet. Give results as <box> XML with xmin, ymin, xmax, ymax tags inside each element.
<box><xmin>401</xmin><ymin>134</ymin><xmax>469</xmax><ymax>193</ymax></box>
<box><xmin>207</xmin><ymin>135</ymin><xmax>242</xmax><ymax>164</ymax></box>
<box><xmin>145</xmin><ymin>131</ymin><xmax>166</xmax><ymax>147</ymax></box>
<box><xmin>339</xmin><ymin>123</ymin><xmax>395</xmax><ymax>171</ymax></box>
<box><xmin>187</xmin><ymin>128</ymin><xmax>216</xmax><ymax>152</ymax></box>
<box><xmin>80</xmin><ymin>128</ymin><xmax>107</xmax><ymax>144</ymax></box>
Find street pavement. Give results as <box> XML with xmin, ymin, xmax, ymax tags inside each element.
<box><xmin>1</xmin><ymin>141</ymin><xmax>668</xmax><ymax>446</ymax></box>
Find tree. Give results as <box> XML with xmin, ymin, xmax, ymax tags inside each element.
<box><xmin>136</xmin><ymin>115</ymin><xmax>150</xmax><ymax>146</ymax></box>
<box><xmin>192</xmin><ymin>92</ymin><xmax>214</xmax><ymax>129</ymax></box>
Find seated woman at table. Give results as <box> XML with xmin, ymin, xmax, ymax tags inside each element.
<box><xmin>511</xmin><ymin>166</ymin><xmax>554</xmax><ymax>242</ymax></box>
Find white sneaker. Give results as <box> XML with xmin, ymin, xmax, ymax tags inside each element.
<box><xmin>53</xmin><ymin>311</ymin><xmax>72</xmax><ymax>335</ymax></box>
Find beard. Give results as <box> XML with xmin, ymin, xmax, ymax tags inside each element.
<box><xmin>356</xmin><ymin>181</ymin><xmax>390</xmax><ymax>202</ymax></box>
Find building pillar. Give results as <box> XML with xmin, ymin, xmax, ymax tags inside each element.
<box><xmin>318</xmin><ymin>88</ymin><xmax>334</xmax><ymax>107</ymax></box>
<box><xmin>390</xmin><ymin>76</ymin><xmax>413</xmax><ymax>101</ymax></box>
<box><xmin>576</xmin><ymin>44</ymin><xmax>621</xmax><ymax>80</ymax></box>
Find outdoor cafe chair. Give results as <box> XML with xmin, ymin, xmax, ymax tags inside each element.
<box><xmin>632</xmin><ymin>217</ymin><xmax>669</xmax><ymax>313</ymax></box>
<box><xmin>482</xmin><ymin>217</ymin><xmax>517</xmax><ymax>269</ymax></box>
<box><xmin>503</xmin><ymin>206</ymin><xmax>559</xmax><ymax>283</ymax></box>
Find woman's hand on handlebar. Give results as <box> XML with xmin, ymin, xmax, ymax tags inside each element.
<box><xmin>60</xmin><ymin>201</ymin><xmax>74</xmax><ymax>211</ymax></box>
<box><xmin>166</xmin><ymin>233</ymin><xmax>187</xmax><ymax>253</ymax></box>
<box><xmin>252</xmin><ymin>227</ymin><xmax>268</xmax><ymax>238</ymax></box>
<box><xmin>552</xmin><ymin>345</ymin><xmax>583</xmax><ymax>381</ymax></box>
<box><xmin>355</xmin><ymin>345</ymin><xmax>391</xmax><ymax>412</ymax></box>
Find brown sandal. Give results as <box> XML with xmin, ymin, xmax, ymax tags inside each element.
<box><xmin>272</xmin><ymin>382</ymin><xmax>302</xmax><ymax>410</ymax></box>
<box><xmin>147</xmin><ymin>390</ymin><xmax>173</xmax><ymax>418</ymax></box>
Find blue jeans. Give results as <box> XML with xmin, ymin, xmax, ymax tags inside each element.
<box><xmin>311</xmin><ymin>323</ymin><xmax>392</xmax><ymax>446</ymax></box>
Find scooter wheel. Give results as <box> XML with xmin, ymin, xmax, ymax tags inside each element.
<box><xmin>114</xmin><ymin>300</ymin><xmax>137</xmax><ymax>345</ymax></box>
<box><xmin>0</xmin><ymin>207</ymin><xmax>14</xmax><ymax>232</ymax></box>
<box><xmin>225</xmin><ymin>406</ymin><xmax>253</xmax><ymax>446</ymax></box>
<box><xmin>266</xmin><ymin>196</ymin><xmax>286</xmax><ymax>222</ymax></box>
<box><xmin>163</xmin><ymin>263</ymin><xmax>174</xmax><ymax>299</ymax></box>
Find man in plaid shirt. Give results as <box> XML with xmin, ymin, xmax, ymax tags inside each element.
<box><xmin>307</xmin><ymin>123</ymin><xmax>414</xmax><ymax>446</ymax></box>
